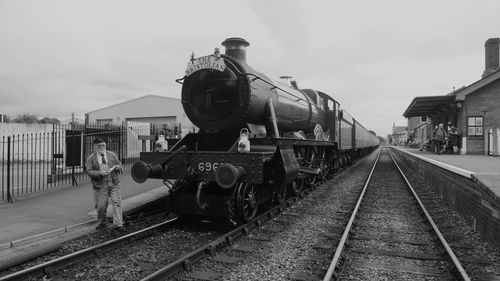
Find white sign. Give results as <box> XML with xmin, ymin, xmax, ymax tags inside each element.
<box><xmin>185</xmin><ymin>55</ymin><xmax>226</xmax><ymax>77</ymax></box>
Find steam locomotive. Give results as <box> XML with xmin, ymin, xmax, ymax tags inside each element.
<box><xmin>131</xmin><ymin>38</ymin><xmax>379</xmax><ymax>224</ymax></box>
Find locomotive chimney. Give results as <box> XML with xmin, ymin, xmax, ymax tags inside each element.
<box><xmin>221</xmin><ymin>37</ymin><xmax>250</xmax><ymax>63</ymax></box>
<box><xmin>482</xmin><ymin>37</ymin><xmax>500</xmax><ymax>78</ymax></box>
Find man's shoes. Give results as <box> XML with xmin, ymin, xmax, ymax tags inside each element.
<box><xmin>96</xmin><ymin>223</ymin><xmax>109</xmax><ymax>230</ymax></box>
<box><xmin>113</xmin><ymin>226</ymin><xmax>126</xmax><ymax>233</ymax></box>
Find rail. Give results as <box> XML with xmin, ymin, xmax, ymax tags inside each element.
<box><xmin>140</xmin><ymin>196</ymin><xmax>302</xmax><ymax>281</ymax></box>
<box><xmin>387</xmin><ymin>149</ymin><xmax>470</xmax><ymax>281</ymax></box>
<box><xmin>322</xmin><ymin>148</ymin><xmax>381</xmax><ymax>281</ymax></box>
<box><xmin>0</xmin><ymin>217</ymin><xmax>178</xmax><ymax>281</ymax></box>
<box><xmin>322</xmin><ymin>147</ymin><xmax>471</xmax><ymax>281</ymax></box>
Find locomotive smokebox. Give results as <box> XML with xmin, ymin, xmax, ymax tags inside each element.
<box><xmin>222</xmin><ymin>37</ymin><xmax>250</xmax><ymax>63</ymax></box>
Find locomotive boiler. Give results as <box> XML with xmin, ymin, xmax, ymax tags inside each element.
<box><xmin>131</xmin><ymin>38</ymin><xmax>379</xmax><ymax>224</ymax></box>
<box><xmin>182</xmin><ymin>37</ymin><xmax>329</xmax><ymax>140</ymax></box>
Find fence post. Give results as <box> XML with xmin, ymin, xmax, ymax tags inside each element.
<box><xmin>488</xmin><ymin>129</ymin><xmax>493</xmax><ymax>156</ymax></box>
<box><xmin>72</xmin><ymin>131</ymin><xmax>77</xmax><ymax>186</ymax></box>
<box><xmin>495</xmin><ymin>128</ymin><xmax>500</xmax><ymax>156</ymax></box>
<box><xmin>119</xmin><ymin>123</ymin><xmax>123</xmax><ymax>163</ymax></box>
<box><xmin>7</xmin><ymin>136</ymin><xmax>13</xmax><ymax>203</ymax></box>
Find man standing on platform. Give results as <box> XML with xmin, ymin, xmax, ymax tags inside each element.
<box><xmin>433</xmin><ymin>123</ymin><xmax>447</xmax><ymax>155</ymax></box>
<box><xmin>85</xmin><ymin>137</ymin><xmax>125</xmax><ymax>231</ymax></box>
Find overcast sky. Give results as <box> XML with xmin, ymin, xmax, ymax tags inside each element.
<box><xmin>1</xmin><ymin>0</ymin><xmax>499</xmax><ymax>136</ymax></box>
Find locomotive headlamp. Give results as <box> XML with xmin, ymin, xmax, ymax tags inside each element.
<box><xmin>215</xmin><ymin>163</ymin><xmax>245</xmax><ymax>189</ymax></box>
<box><xmin>131</xmin><ymin>161</ymin><xmax>163</xmax><ymax>183</ymax></box>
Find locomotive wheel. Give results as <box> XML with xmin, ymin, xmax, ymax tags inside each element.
<box><xmin>235</xmin><ymin>182</ymin><xmax>258</xmax><ymax>222</ymax></box>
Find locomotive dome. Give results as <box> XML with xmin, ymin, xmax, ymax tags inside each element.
<box><xmin>181</xmin><ymin>38</ymin><xmax>252</xmax><ymax>131</ymax></box>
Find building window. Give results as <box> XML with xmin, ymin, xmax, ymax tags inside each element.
<box><xmin>467</xmin><ymin>116</ymin><xmax>483</xmax><ymax>136</ymax></box>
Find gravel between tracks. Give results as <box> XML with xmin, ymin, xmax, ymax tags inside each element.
<box><xmin>391</xmin><ymin>150</ymin><xmax>500</xmax><ymax>279</ymax></box>
<box><xmin>173</xmin><ymin>150</ymin><xmax>379</xmax><ymax>281</ymax></box>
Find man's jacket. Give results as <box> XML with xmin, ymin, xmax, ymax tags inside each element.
<box><xmin>434</xmin><ymin>128</ymin><xmax>447</xmax><ymax>141</ymax></box>
<box><xmin>86</xmin><ymin>151</ymin><xmax>122</xmax><ymax>188</ymax></box>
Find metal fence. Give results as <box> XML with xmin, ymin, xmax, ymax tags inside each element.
<box><xmin>1</xmin><ymin>122</ymin><xmax>152</xmax><ymax>202</ymax></box>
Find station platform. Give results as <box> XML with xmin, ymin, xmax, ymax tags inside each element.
<box><xmin>391</xmin><ymin>146</ymin><xmax>500</xmax><ymax>203</ymax></box>
<box><xmin>0</xmin><ymin>171</ymin><xmax>168</xmax><ymax>246</ymax></box>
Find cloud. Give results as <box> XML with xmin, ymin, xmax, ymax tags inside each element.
<box><xmin>1</xmin><ymin>0</ymin><xmax>499</xmax><ymax>136</ymax></box>
<box><xmin>246</xmin><ymin>0</ymin><xmax>309</xmax><ymax>56</ymax></box>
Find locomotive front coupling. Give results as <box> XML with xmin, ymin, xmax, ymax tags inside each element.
<box><xmin>131</xmin><ymin>145</ymin><xmax>188</xmax><ymax>183</ymax></box>
<box><xmin>131</xmin><ymin>161</ymin><xmax>164</xmax><ymax>183</ymax></box>
<box><xmin>215</xmin><ymin>163</ymin><xmax>246</xmax><ymax>188</ymax></box>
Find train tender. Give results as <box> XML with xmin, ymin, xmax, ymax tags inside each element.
<box><xmin>132</xmin><ymin>37</ymin><xmax>379</xmax><ymax>224</ymax></box>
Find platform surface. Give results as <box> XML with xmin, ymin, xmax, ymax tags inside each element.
<box><xmin>0</xmin><ymin>171</ymin><xmax>167</xmax><ymax>245</ymax></box>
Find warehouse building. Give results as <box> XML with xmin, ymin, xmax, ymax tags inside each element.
<box><xmin>85</xmin><ymin>94</ymin><xmax>196</xmax><ymax>136</ymax></box>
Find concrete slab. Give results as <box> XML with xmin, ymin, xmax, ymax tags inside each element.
<box><xmin>0</xmin><ymin>171</ymin><xmax>165</xmax><ymax>245</ymax></box>
<box><xmin>392</xmin><ymin>146</ymin><xmax>500</xmax><ymax>204</ymax></box>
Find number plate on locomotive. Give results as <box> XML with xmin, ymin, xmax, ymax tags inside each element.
<box><xmin>197</xmin><ymin>162</ymin><xmax>219</xmax><ymax>172</ymax></box>
<box><xmin>186</xmin><ymin>55</ymin><xmax>226</xmax><ymax>77</ymax></box>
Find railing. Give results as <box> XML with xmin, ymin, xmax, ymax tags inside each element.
<box><xmin>0</xmin><ymin>122</ymin><xmax>150</xmax><ymax>202</ymax></box>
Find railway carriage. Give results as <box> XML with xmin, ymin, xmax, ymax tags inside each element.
<box><xmin>132</xmin><ymin>37</ymin><xmax>379</xmax><ymax>224</ymax></box>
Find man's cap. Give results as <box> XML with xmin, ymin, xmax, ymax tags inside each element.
<box><xmin>93</xmin><ymin>137</ymin><xmax>107</xmax><ymax>144</ymax></box>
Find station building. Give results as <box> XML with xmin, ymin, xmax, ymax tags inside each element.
<box><xmin>85</xmin><ymin>94</ymin><xmax>196</xmax><ymax>136</ymax></box>
<box><xmin>403</xmin><ymin>38</ymin><xmax>500</xmax><ymax>155</ymax></box>
<box><xmin>390</xmin><ymin>123</ymin><xmax>408</xmax><ymax>145</ymax></box>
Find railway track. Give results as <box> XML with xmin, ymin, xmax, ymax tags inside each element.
<box><xmin>3</xmin><ymin>148</ymin><xmax>497</xmax><ymax>280</ymax></box>
<box><xmin>323</xmin><ymin>147</ymin><xmax>469</xmax><ymax>280</ymax></box>
<box><xmin>0</xmin><ymin>186</ymin><xmax>316</xmax><ymax>281</ymax></box>
<box><xmin>0</xmin><ymin>215</ymin><xmax>181</xmax><ymax>281</ymax></box>
<box><xmin>142</xmin><ymin>153</ymin><xmax>376</xmax><ymax>281</ymax></box>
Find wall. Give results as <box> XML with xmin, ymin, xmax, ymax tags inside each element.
<box><xmin>391</xmin><ymin>148</ymin><xmax>500</xmax><ymax>251</ymax></box>
<box><xmin>0</xmin><ymin>123</ymin><xmax>54</xmax><ymax>136</ymax></box>
<box><xmin>0</xmin><ymin>123</ymin><xmax>63</xmax><ymax>161</ymax></box>
<box><xmin>463</xmin><ymin>79</ymin><xmax>500</xmax><ymax>154</ymax></box>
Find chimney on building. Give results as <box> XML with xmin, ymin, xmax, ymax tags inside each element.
<box><xmin>482</xmin><ymin>37</ymin><xmax>500</xmax><ymax>78</ymax></box>
<box><xmin>221</xmin><ymin>37</ymin><xmax>250</xmax><ymax>63</ymax></box>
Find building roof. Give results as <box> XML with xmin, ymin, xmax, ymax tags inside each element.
<box><xmin>403</xmin><ymin>95</ymin><xmax>456</xmax><ymax>118</ymax></box>
<box><xmin>402</xmin><ymin>69</ymin><xmax>500</xmax><ymax>119</ymax></box>
<box><xmin>455</xmin><ymin>69</ymin><xmax>500</xmax><ymax>100</ymax></box>
<box><xmin>86</xmin><ymin>94</ymin><xmax>180</xmax><ymax>114</ymax></box>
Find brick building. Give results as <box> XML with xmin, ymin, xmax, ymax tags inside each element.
<box><xmin>407</xmin><ymin>116</ymin><xmax>432</xmax><ymax>146</ymax></box>
<box><xmin>404</xmin><ymin>38</ymin><xmax>500</xmax><ymax>155</ymax></box>
<box><xmin>390</xmin><ymin>123</ymin><xmax>407</xmax><ymax>145</ymax></box>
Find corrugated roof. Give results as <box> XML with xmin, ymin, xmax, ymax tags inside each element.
<box><xmin>86</xmin><ymin>94</ymin><xmax>180</xmax><ymax>114</ymax></box>
<box><xmin>403</xmin><ymin>95</ymin><xmax>456</xmax><ymax>118</ymax></box>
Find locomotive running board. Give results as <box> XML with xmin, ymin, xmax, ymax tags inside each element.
<box><xmin>298</xmin><ymin>167</ymin><xmax>321</xmax><ymax>175</ymax></box>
